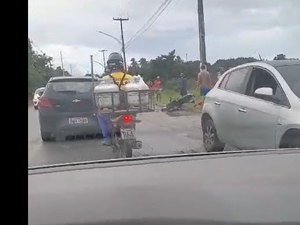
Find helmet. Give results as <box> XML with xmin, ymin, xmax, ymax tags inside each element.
<box><xmin>107</xmin><ymin>52</ymin><xmax>123</xmax><ymax>71</ymax></box>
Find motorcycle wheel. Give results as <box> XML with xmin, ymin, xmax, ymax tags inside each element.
<box><xmin>122</xmin><ymin>142</ymin><xmax>133</xmax><ymax>158</ymax></box>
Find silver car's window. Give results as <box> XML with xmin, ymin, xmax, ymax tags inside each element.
<box><xmin>245</xmin><ymin>67</ymin><xmax>289</xmax><ymax>107</ymax></box>
<box><xmin>223</xmin><ymin>68</ymin><xmax>249</xmax><ymax>93</ymax></box>
<box><xmin>276</xmin><ymin>65</ymin><xmax>300</xmax><ymax>99</ymax></box>
<box><xmin>218</xmin><ymin>73</ymin><xmax>230</xmax><ymax>89</ymax></box>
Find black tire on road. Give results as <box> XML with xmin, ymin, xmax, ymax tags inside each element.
<box><xmin>202</xmin><ymin>119</ymin><xmax>225</xmax><ymax>152</ymax></box>
<box><xmin>34</xmin><ymin>105</ymin><xmax>38</xmax><ymax>110</ymax></box>
<box><xmin>291</xmin><ymin>138</ymin><xmax>300</xmax><ymax>148</ymax></box>
<box><xmin>288</xmin><ymin>134</ymin><xmax>300</xmax><ymax>148</ymax></box>
<box><xmin>41</xmin><ymin>132</ymin><xmax>54</xmax><ymax>142</ymax></box>
<box><xmin>280</xmin><ymin>130</ymin><xmax>300</xmax><ymax>149</ymax></box>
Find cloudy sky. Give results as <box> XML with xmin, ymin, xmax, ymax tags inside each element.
<box><xmin>28</xmin><ymin>0</ymin><xmax>300</xmax><ymax>75</ymax></box>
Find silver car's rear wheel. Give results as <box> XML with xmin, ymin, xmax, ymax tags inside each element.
<box><xmin>202</xmin><ymin>119</ymin><xmax>224</xmax><ymax>152</ymax></box>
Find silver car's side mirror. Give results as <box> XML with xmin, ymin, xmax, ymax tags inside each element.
<box><xmin>254</xmin><ymin>87</ymin><xmax>273</xmax><ymax>96</ymax></box>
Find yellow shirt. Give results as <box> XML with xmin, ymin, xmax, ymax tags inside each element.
<box><xmin>102</xmin><ymin>72</ymin><xmax>133</xmax><ymax>90</ymax></box>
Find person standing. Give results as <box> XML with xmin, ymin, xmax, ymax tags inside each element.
<box><xmin>197</xmin><ymin>65</ymin><xmax>212</xmax><ymax>109</ymax></box>
<box><xmin>197</xmin><ymin>65</ymin><xmax>212</xmax><ymax>97</ymax></box>
<box><xmin>178</xmin><ymin>73</ymin><xmax>187</xmax><ymax>97</ymax></box>
<box><xmin>153</xmin><ymin>76</ymin><xmax>162</xmax><ymax>102</ymax></box>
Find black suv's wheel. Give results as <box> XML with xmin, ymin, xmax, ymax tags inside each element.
<box><xmin>202</xmin><ymin>119</ymin><xmax>225</xmax><ymax>152</ymax></box>
<box><xmin>41</xmin><ymin>131</ymin><xmax>54</xmax><ymax>142</ymax></box>
<box><xmin>34</xmin><ymin>105</ymin><xmax>38</xmax><ymax>110</ymax></box>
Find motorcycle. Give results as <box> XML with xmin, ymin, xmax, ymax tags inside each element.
<box><xmin>110</xmin><ymin>113</ymin><xmax>142</xmax><ymax>158</ymax></box>
<box><xmin>162</xmin><ymin>93</ymin><xmax>195</xmax><ymax>112</ymax></box>
<box><xmin>94</xmin><ymin>73</ymin><xmax>155</xmax><ymax>158</ymax></box>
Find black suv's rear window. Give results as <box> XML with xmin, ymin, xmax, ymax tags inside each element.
<box><xmin>47</xmin><ymin>79</ymin><xmax>94</xmax><ymax>94</ymax></box>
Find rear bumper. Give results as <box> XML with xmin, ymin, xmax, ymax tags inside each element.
<box><xmin>39</xmin><ymin>110</ymin><xmax>101</xmax><ymax>136</ymax></box>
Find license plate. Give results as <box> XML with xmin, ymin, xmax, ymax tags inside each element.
<box><xmin>120</xmin><ymin>128</ymin><xmax>135</xmax><ymax>140</ymax></box>
<box><xmin>68</xmin><ymin>117</ymin><xmax>88</xmax><ymax>124</ymax></box>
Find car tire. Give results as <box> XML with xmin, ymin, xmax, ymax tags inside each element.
<box><xmin>280</xmin><ymin>130</ymin><xmax>300</xmax><ymax>149</ymax></box>
<box><xmin>41</xmin><ymin>132</ymin><xmax>54</xmax><ymax>142</ymax></box>
<box><xmin>290</xmin><ymin>138</ymin><xmax>300</xmax><ymax>148</ymax></box>
<box><xmin>34</xmin><ymin>105</ymin><xmax>38</xmax><ymax>110</ymax></box>
<box><xmin>286</xmin><ymin>133</ymin><xmax>300</xmax><ymax>148</ymax></box>
<box><xmin>202</xmin><ymin>119</ymin><xmax>225</xmax><ymax>152</ymax></box>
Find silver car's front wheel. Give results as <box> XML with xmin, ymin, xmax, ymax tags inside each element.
<box><xmin>202</xmin><ymin>119</ymin><xmax>225</xmax><ymax>152</ymax></box>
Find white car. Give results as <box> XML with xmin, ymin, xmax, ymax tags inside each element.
<box><xmin>201</xmin><ymin>60</ymin><xmax>300</xmax><ymax>152</ymax></box>
<box><xmin>33</xmin><ymin>87</ymin><xmax>45</xmax><ymax>110</ymax></box>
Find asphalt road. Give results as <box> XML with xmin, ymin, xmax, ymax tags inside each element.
<box><xmin>28</xmin><ymin>107</ymin><xmax>206</xmax><ymax>167</ymax></box>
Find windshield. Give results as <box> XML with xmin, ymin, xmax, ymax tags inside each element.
<box><xmin>47</xmin><ymin>80</ymin><xmax>94</xmax><ymax>94</ymax></box>
<box><xmin>276</xmin><ymin>65</ymin><xmax>300</xmax><ymax>98</ymax></box>
<box><xmin>28</xmin><ymin>1</ymin><xmax>300</xmax><ymax>223</ymax></box>
<box><xmin>28</xmin><ymin>2</ymin><xmax>299</xmax><ymax>173</ymax></box>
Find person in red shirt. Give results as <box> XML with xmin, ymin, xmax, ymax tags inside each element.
<box><xmin>152</xmin><ymin>76</ymin><xmax>162</xmax><ymax>102</ymax></box>
<box><xmin>147</xmin><ymin>80</ymin><xmax>153</xmax><ymax>89</ymax></box>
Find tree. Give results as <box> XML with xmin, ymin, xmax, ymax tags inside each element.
<box><xmin>28</xmin><ymin>38</ymin><xmax>71</xmax><ymax>96</ymax></box>
<box><xmin>127</xmin><ymin>50</ymin><xmax>258</xmax><ymax>88</ymax></box>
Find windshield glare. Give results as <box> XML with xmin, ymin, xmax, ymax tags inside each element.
<box><xmin>276</xmin><ymin>65</ymin><xmax>300</xmax><ymax>98</ymax></box>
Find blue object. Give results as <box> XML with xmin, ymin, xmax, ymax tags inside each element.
<box><xmin>97</xmin><ymin>114</ymin><xmax>111</xmax><ymax>140</ymax></box>
<box><xmin>200</xmin><ymin>87</ymin><xmax>211</xmax><ymax>96</ymax></box>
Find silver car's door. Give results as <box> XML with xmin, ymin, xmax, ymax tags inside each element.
<box><xmin>215</xmin><ymin>67</ymin><xmax>252</xmax><ymax>147</ymax></box>
<box><xmin>232</xmin><ymin>66</ymin><xmax>281</xmax><ymax>150</ymax></box>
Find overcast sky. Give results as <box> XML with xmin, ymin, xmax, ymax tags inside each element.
<box><xmin>28</xmin><ymin>0</ymin><xmax>300</xmax><ymax>75</ymax></box>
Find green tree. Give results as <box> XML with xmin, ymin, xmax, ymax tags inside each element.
<box><xmin>28</xmin><ymin>38</ymin><xmax>71</xmax><ymax>97</ymax></box>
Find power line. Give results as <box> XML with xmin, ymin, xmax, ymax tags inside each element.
<box><xmin>153</xmin><ymin>0</ymin><xmax>181</xmax><ymax>27</ymax></box>
<box><xmin>125</xmin><ymin>0</ymin><xmax>171</xmax><ymax>48</ymax></box>
<box><xmin>125</xmin><ymin>0</ymin><xmax>172</xmax><ymax>49</ymax></box>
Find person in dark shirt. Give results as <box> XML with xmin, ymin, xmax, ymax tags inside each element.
<box><xmin>178</xmin><ymin>73</ymin><xmax>187</xmax><ymax>97</ymax></box>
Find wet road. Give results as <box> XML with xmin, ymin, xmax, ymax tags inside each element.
<box><xmin>28</xmin><ymin>107</ymin><xmax>206</xmax><ymax>167</ymax></box>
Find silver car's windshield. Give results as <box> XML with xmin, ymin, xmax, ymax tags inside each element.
<box><xmin>276</xmin><ymin>65</ymin><xmax>300</xmax><ymax>98</ymax></box>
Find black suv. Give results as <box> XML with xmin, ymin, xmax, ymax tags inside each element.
<box><xmin>38</xmin><ymin>76</ymin><xmax>100</xmax><ymax>141</ymax></box>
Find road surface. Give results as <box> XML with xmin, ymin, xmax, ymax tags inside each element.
<box><xmin>28</xmin><ymin>107</ymin><xmax>207</xmax><ymax>167</ymax></box>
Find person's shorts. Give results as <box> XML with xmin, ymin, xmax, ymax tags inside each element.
<box><xmin>200</xmin><ymin>87</ymin><xmax>211</xmax><ymax>96</ymax></box>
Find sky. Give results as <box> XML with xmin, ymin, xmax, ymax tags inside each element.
<box><xmin>28</xmin><ymin>0</ymin><xmax>300</xmax><ymax>75</ymax></box>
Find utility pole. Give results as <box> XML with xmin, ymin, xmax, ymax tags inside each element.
<box><xmin>99</xmin><ymin>49</ymin><xmax>107</xmax><ymax>72</ymax></box>
<box><xmin>90</xmin><ymin>55</ymin><xmax>95</xmax><ymax>87</ymax></box>
<box><xmin>60</xmin><ymin>51</ymin><xmax>65</xmax><ymax>76</ymax></box>
<box><xmin>197</xmin><ymin>0</ymin><xmax>207</xmax><ymax>68</ymax></box>
<box><xmin>69</xmin><ymin>64</ymin><xmax>73</xmax><ymax>75</ymax></box>
<box><xmin>113</xmin><ymin>17</ymin><xmax>129</xmax><ymax>70</ymax></box>
<box><xmin>90</xmin><ymin>55</ymin><xmax>96</xmax><ymax>106</ymax></box>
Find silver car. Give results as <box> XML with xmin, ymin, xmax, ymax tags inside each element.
<box><xmin>201</xmin><ymin>60</ymin><xmax>300</xmax><ymax>152</ymax></box>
